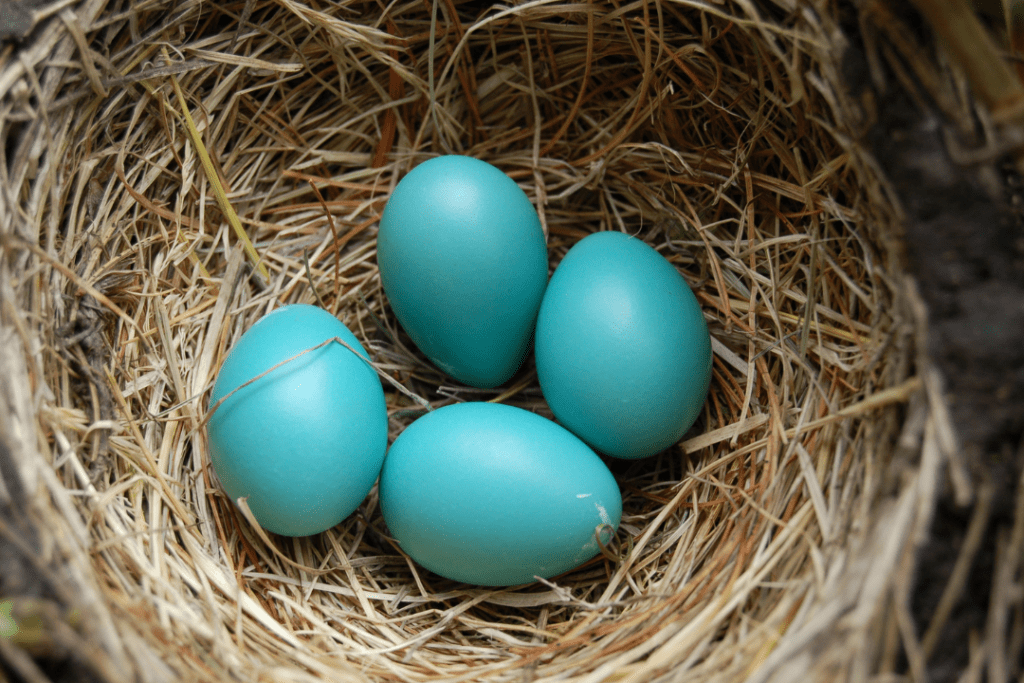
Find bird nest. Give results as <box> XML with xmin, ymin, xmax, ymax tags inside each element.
<box><xmin>0</xmin><ymin>0</ymin><xmax>947</xmax><ymax>681</ymax></box>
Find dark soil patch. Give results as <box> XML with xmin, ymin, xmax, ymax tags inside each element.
<box><xmin>862</xmin><ymin>25</ymin><xmax>1024</xmax><ymax>683</ymax></box>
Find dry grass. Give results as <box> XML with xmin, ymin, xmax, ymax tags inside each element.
<box><xmin>0</xmin><ymin>0</ymin><xmax>991</xmax><ymax>681</ymax></box>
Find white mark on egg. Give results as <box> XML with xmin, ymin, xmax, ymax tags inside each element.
<box><xmin>576</xmin><ymin>493</ymin><xmax>592</xmax><ymax>499</ymax></box>
<box><xmin>595</xmin><ymin>503</ymin><xmax>611</xmax><ymax>525</ymax></box>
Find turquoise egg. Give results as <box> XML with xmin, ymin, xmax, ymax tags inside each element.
<box><xmin>535</xmin><ymin>231</ymin><xmax>712</xmax><ymax>459</ymax></box>
<box><xmin>378</xmin><ymin>402</ymin><xmax>622</xmax><ymax>586</ymax></box>
<box><xmin>207</xmin><ymin>304</ymin><xmax>388</xmax><ymax>537</ymax></box>
<box><xmin>377</xmin><ymin>155</ymin><xmax>548</xmax><ymax>388</ymax></box>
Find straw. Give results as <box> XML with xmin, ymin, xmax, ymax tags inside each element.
<box><xmin>0</xmin><ymin>0</ymin><xmax>994</xmax><ymax>681</ymax></box>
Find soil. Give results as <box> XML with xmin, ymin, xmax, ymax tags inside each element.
<box><xmin>858</xmin><ymin>15</ymin><xmax>1024</xmax><ymax>683</ymax></box>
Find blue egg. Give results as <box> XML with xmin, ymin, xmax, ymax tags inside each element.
<box><xmin>377</xmin><ymin>155</ymin><xmax>548</xmax><ymax>388</ymax></box>
<box><xmin>535</xmin><ymin>232</ymin><xmax>712</xmax><ymax>459</ymax></box>
<box><xmin>207</xmin><ymin>304</ymin><xmax>388</xmax><ymax>536</ymax></box>
<box><xmin>378</xmin><ymin>402</ymin><xmax>622</xmax><ymax>586</ymax></box>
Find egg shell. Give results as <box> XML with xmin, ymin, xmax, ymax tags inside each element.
<box><xmin>207</xmin><ymin>304</ymin><xmax>388</xmax><ymax>537</ymax></box>
<box><xmin>377</xmin><ymin>155</ymin><xmax>548</xmax><ymax>388</ymax></box>
<box><xmin>535</xmin><ymin>231</ymin><xmax>712</xmax><ymax>459</ymax></box>
<box><xmin>378</xmin><ymin>402</ymin><xmax>622</xmax><ymax>586</ymax></box>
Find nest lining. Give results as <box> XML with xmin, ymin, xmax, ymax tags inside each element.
<box><xmin>0</xmin><ymin>0</ymin><xmax>933</xmax><ymax>682</ymax></box>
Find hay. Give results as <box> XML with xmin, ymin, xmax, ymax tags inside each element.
<box><xmin>0</xmin><ymin>0</ymin><xmax>960</xmax><ymax>681</ymax></box>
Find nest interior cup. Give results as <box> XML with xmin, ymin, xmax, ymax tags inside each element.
<box><xmin>0</xmin><ymin>1</ymin><xmax>936</xmax><ymax>682</ymax></box>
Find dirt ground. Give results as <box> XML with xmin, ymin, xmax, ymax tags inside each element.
<box><xmin>861</xmin><ymin>30</ymin><xmax>1024</xmax><ymax>683</ymax></box>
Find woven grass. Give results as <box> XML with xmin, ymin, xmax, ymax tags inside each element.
<box><xmin>0</xmin><ymin>0</ymin><xmax>968</xmax><ymax>681</ymax></box>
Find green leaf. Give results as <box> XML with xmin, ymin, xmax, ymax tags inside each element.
<box><xmin>0</xmin><ymin>600</ymin><xmax>18</xmax><ymax>639</ymax></box>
